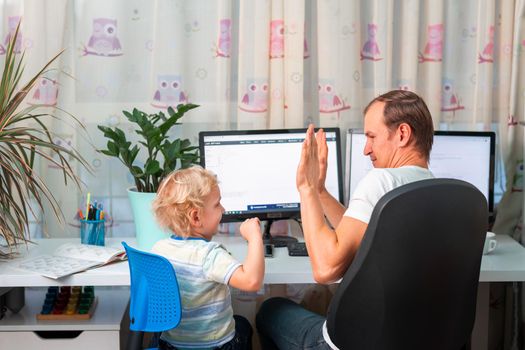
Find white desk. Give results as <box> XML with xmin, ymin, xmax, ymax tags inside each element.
<box><xmin>0</xmin><ymin>235</ymin><xmax>315</xmax><ymax>287</ymax></box>
<box><xmin>479</xmin><ymin>234</ymin><xmax>525</xmax><ymax>281</ymax></box>
<box><xmin>0</xmin><ymin>234</ymin><xmax>523</xmax><ymax>350</ymax></box>
<box><xmin>1</xmin><ymin>234</ymin><xmax>523</xmax><ymax>287</ymax></box>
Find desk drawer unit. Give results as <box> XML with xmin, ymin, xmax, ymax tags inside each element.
<box><xmin>0</xmin><ymin>286</ymin><xmax>129</xmax><ymax>350</ymax></box>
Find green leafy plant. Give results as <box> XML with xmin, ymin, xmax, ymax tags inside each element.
<box><xmin>97</xmin><ymin>104</ymin><xmax>200</xmax><ymax>193</ymax></box>
<box><xmin>0</xmin><ymin>25</ymin><xmax>90</xmax><ymax>258</ymax></box>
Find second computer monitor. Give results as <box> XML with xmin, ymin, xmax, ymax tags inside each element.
<box><xmin>345</xmin><ymin>129</ymin><xmax>496</xmax><ymax>214</ymax></box>
<box><xmin>200</xmin><ymin>128</ymin><xmax>344</xmax><ymax>222</ymax></box>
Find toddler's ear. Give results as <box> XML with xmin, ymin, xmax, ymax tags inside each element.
<box><xmin>189</xmin><ymin>208</ymin><xmax>202</xmax><ymax>227</ymax></box>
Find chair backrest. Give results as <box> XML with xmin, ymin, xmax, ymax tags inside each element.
<box><xmin>122</xmin><ymin>242</ymin><xmax>182</xmax><ymax>333</ymax></box>
<box><xmin>326</xmin><ymin>178</ymin><xmax>487</xmax><ymax>350</ymax></box>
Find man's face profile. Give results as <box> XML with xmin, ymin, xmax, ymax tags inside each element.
<box><xmin>363</xmin><ymin>101</ymin><xmax>398</xmax><ymax>168</ymax></box>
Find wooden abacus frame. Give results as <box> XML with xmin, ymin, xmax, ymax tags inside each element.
<box><xmin>36</xmin><ymin>297</ymin><xmax>98</xmax><ymax>320</ymax></box>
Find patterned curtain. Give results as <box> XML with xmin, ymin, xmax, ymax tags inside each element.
<box><xmin>1</xmin><ymin>0</ymin><xmax>524</xmax><ymax>348</ymax></box>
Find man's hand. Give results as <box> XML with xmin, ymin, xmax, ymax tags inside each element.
<box><xmin>316</xmin><ymin>127</ymin><xmax>328</xmax><ymax>195</ymax></box>
<box><xmin>297</xmin><ymin>124</ymin><xmax>320</xmax><ymax>193</ymax></box>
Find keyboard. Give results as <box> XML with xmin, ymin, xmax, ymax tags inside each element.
<box><xmin>287</xmin><ymin>242</ymin><xmax>308</xmax><ymax>256</ymax></box>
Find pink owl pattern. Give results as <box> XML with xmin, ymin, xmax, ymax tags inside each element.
<box><xmin>48</xmin><ymin>135</ymin><xmax>74</xmax><ymax>169</ymax></box>
<box><xmin>361</xmin><ymin>23</ymin><xmax>382</xmax><ymax>61</ymax></box>
<box><xmin>82</xmin><ymin>18</ymin><xmax>123</xmax><ymax>57</ymax></box>
<box><xmin>397</xmin><ymin>80</ymin><xmax>412</xmax><ymax>91</ymax></box>
<box><xmin>304</xmin><ymin>23</ymin><xmax>310</xmax><ymax>59</ymax></box>
<box><xmin>419</xmin><ymin>24</ymin><xmax>443</xmax><ymax>63</ymax></box>
<box><xmin>28</xmin><ymin>77</ymin><xmax>58</xmax><ymax>106</ymax></box>
<box><xmin>0</xmin><ymin>16</ymin><xmax>23</xmax><ymax>55</ymax></box>
<box><xmin>508</xmin><ymin>114</ymin><xmax>518</xmax><ymax>126</ymax></box>
<box><xmin>239</xmin><ymin>79</ymin><xmax>268</xmax><ymax>113</ymax></box>
<box><xmin>478</xmin><ymin>26</ymin><xmax>494</xmax><ymax>63</ymax></box>
<box><xmin>151</xmin><ymin>74</ymin><xmax>188</xmax><ymax>109</ymax></box>
<box><xmin>304</xmin><ymin>36</ymin><xmax>310</xmax><ymax>59</ymax></box>
<box><xmin>214</xmin><ymin>19</ymin><xmax>231</xmax><ymax>58</ymax></box>
<box><xmin>318</xmin><ymin>79</ymin><xmax>351</xmax><ymax>117</ymax></box>
<box><xmin>270</xmin><ymin>20</ymin><xmax>284</xmax><ymax>59</ymax></box>
<box><xmin>440</xmin><ymin>80</ymin><xmax>464</xmax><ymax>112</ymax></box>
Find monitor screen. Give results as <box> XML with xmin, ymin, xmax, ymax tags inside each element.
<box><xmin>200</xmin><ymin>128</ymin><xmax>344</xmax><ymax>222</ymax></box>
<box><xmin>345</xmin><ymin>130</ymin><xmax>495</xmax><ymax>213</ymax></box>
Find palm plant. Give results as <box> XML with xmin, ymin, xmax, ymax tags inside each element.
<box><xmin>0</xmin><ymin>25</ymin><xmax>89</xmax><ymax>258</ymax></box>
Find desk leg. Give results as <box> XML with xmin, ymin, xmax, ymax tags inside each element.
<box><xmin>471</xmin><ymin>282</ymin><xmax>490</xmax><ymax>350</ymax></box>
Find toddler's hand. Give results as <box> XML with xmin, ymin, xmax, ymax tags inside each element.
<box><xmin>240</xmin><ymin>218</ymin><xmax>262</xmax><ymax>242</ymax></box>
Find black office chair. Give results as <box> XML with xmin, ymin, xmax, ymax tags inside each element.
<box><xmin>326</xmin><ymin>178</ymin><xmax>487</xmax><ymax>350</ymax></box>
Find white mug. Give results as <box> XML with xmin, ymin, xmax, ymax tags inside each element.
<box><xmin>483</xmin><ymin>231</ymin><xmax>497</xmax><ymax>255</ymax></box>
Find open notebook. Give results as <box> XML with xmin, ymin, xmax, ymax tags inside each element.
<box><xmin>17</xmin><ymin>243</ymin><xmax>127</xmax><ymax>279</ymax></box>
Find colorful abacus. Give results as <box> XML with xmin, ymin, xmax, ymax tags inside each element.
<box><xmin>37</xmin><ymin>286</ymin><xmax>98</xmax><ymax>320</ymax></box>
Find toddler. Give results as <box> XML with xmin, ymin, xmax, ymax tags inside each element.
<box><xmin>152</xmin><ymin>166</ymin><xmax>264</xmax><ymax>350</ymax></box>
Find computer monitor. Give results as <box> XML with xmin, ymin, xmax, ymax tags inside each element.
<box><xmin>345</xmin><ymin>129</ymin><xmax>496</xmax><ymax>214</ymax></box>
<box><xmin>200</xmin><ymin>128</ymin><xmax>344</xmax><ymax>245</ymax></box>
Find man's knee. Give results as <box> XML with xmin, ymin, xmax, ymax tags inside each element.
<box><xmin>261</xmin><ymin>296</ymin><xmax>294</xmax><ymax>310</ymax></box>
<box><xmin>256</xmin><ymin>297</ymin><xmax>294</xmax><ymax>328</ymax></box>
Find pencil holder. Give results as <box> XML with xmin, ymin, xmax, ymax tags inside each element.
<box><xmin>80</xmin><ymin>219</ymin><xmax>105</xmax><ymax>246</ymax></box>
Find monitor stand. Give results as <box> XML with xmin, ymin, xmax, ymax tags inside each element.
<box><xmin>262</xmin><ymin>219</ymin><xmax>298</xmax><ymax>248</ymax></box>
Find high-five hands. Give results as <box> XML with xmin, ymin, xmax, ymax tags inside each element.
<box><xmin>296</xmin><ymin>124</ymin><xmax>328</xmax><ymax>194</ymax></box>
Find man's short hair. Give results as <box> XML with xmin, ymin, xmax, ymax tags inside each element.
<box><xmin>364</xmin><ymin>90</ymin><xmax>434</xmax><ymax>160</ymax></box>
<box><xmin>153</xmin><ymin>166</ymin><xmax>218</xmax><ymax>237</ymax></box>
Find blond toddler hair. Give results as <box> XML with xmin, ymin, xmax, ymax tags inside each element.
<box><xmin>153</xmin><ymin>166</ymin><xmax>218</xmax><ymax>237</ymax></box>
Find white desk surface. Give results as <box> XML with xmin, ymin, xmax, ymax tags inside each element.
<box><xmin>478</xmin><ymin>234</ymin><xmax>525</xmax><ymax>282</ymax></box>
<box><xmin>0</xmin><ymin>234</ymin><xmax>523</xmax><ymax>287</ymax></box>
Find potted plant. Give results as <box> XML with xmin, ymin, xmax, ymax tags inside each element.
<box><xmin>97</xmin><ymin>104</ymin><xmax>200</xmax><ymax>249</ymax></box>
<box><xmin>0</xmin><ymin>25</ymin><xmax>89</xmax><ymax>258</ymax></box>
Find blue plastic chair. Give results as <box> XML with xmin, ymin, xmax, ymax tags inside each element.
<box><xmin>122</xmin><ymin>242</ymin><xmax>182</xmax><ymax>350</ymax></box>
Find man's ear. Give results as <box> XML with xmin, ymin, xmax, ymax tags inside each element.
<box><xmin>188</xmin><ymin>208</ymin><xmax>201</xmax><ymax>227</ymax></box>
<box><xmin>397</xmin><ymin>123</ymin><xmax>412</xmax><ymax>147</ymax></box>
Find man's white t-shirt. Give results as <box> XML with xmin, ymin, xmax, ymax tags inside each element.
<box><xmin>322</xmin><ymin>165</ymin><xmax>434</xmax><ymax>349</ymax></box>
<box><xmin>345</xmin><ymin>165</ymin><xmax>435</xmax><ymax>223</ymax></box>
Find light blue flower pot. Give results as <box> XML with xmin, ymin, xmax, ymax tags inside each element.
<box><xmin>127</xmin><ymin>188</ymin><xmax>169</xmax><ymax>250</ymax></box>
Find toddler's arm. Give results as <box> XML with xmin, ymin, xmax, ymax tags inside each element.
<box><xmin>229</xmin><ymin>218</ymin><xmax>264</xmax><ymax>292</ymax></box>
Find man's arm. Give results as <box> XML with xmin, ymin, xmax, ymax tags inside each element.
<box><xmin>297</xmin><ymin>125</ymin><xmax>367</xmax><ymax>284</ymax></box>
<box><xmin>319</xmin><ymin>190</ymin><xmax>346</xmax><ymax>228</ymax></box>
<box><xmin>299</xmin><ymin>187</ymin><xmax>367</xmax><ymax>284</ymax></box>
<box><xmin>315</xmin><ymin>128</ymin><xmax>346</xmax><ymax>227</ymax></box>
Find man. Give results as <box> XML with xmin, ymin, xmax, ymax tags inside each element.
<box><xmin>256</xmin><ymin>90</ymin><xmax>435</xmax><ymax>349</ymax></box>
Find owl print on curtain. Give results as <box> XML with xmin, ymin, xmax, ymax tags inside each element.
<box><xmin>151</xmin><ymin>74</ymin><xmax>188</xmax><ymax>109</ymax></box>
<box><xmin>82</xmin><ymin>18</ymin><xmax>123</xmax><ymax>57</ymax></box>
<box><xmin>0</xmin><ymin>16</ymin><xmax>22</xmax><ymax>55</ymax></box>
<box><xmin>396</xmin><ymin>80</ymin><xmax>413</xmax><ymax>92</ymax></box>
<box><xmin>270</xmin><ymin>20</ymin><xmax>284</xmax><ymax>59</ymax></box>
<box><xmin>213</xmin><ymin>19</ymin><xmax>231</xmax><ymax>58</ymax></box>
<box><xmin>440</xmin><ymin>79</ymin><xmax>464</xmax><ymax>113</ymax></box>
<box><xmin>28</xmin><ymin>77</ymin><xmax>58</xmax><ymax>106</ymax></box>
<box><xmin>360</xmin><ymin>23</ymin><xmax>382</xmax><ymax>61</ymax></box>
<box><xmin>48</xmin><ymin>135</ymin><xmax>74</xmax><ymax>169</ymax></box>
<box><xmin>318</xmin><ymin>79</ymin><xmax>350</xmax><ymax>117</ymax></box>
<box><xmin>478</xmin><ymin>25</ymin><xmax>494</xmax><ymax>63</ymax></box>
<box><xmin>419</xmin><ymin>23</ymin><xmax>443</xmax><ymax>63</ymax></box>
<box><xmin>239</xmin><ymin>78</ymin><xmax>269</xmax><ymax>113</ymax></box>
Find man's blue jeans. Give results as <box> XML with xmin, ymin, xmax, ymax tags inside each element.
<box><xmin>256</xmin><ymin>297</ymin><xmax>332</xmax><ymax>350</ymax></box>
